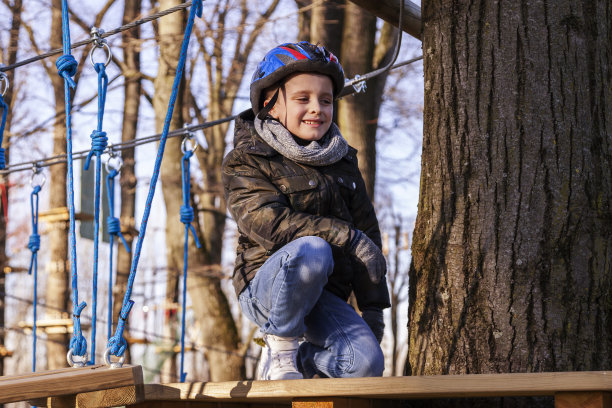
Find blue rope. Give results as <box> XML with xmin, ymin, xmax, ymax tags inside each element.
<box><xmin>84</xmin><ymin>62</ymin><xmax>109</xmax><ymax>365</ymax></box>
<box><xmin>0</xmin><ymin>93</ymin><xmax>8</xmax><ymax>170</ymax></box>
<box><xmin>57</xmin><ymin>0</ymin><xmax>87</xmax><ymax>360</ymax></box>
<box><xmin>106</xmin><ymin>168</ymin><xmax>130</xmax><ymax>340</ymax></box>
<box><xmin>107</xmin><ymin>0</ymin><xmax>202</xmax><ymax>360</ymax></box>
<box><xmin>179</xmin><ymin>148</ymin><xmax>201</xmax><ymax>382</ymax></box>
<box><xmin>28</xmin><ymin>184</ymin><xmax>42</xmax><ymax>372</ymax></box>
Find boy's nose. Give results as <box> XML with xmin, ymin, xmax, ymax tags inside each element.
<box><xmin>309</xmin><ymin>101</ymin><xmax>321</xmax><ymax>113</ymax></box>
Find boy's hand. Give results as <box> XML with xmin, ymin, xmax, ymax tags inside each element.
<box><xmin>350</xmin><ymin>229</ymin><xmax>386</xmax><ymax>284</ymax></box>
<box><xmin>362</xmin><ymin>307</ymin><xmax>384</xmax><ymax>343</ymax></box>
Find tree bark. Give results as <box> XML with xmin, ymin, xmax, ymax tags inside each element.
<box><xmin>295</xmin><ymin>0</ymin><xmax>312</xmax><ymax>41</ymax></box>
<box><xmin>310</xmin><ymin>0</ymin><xmax>345</xmax><ymax>56</ymax></box>
<box><xmin>45</xmin><ymin>0</ymin><xmax>71</xmax><ymax>370</ymax></box>
<box><xmin>111</xmin><ymin>0</ymin><xmax>142</xmax><ymax>364</ymax></box>
<box><xmin>338</xmin><ymin>4</ymin><xmax>397</xmax><ymax>200</ymax></box>
<box><xmin>408</xmin><ymin>0</ymin><xmax>611</xmax><ymax>393</ymax></box>
<box><xmin>0</xmin><ymin>0</ymin><xmax>23</xmax><ymax>379</ymax></box>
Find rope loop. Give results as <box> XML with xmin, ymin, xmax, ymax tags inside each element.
<box><xmin>55</xmin><ymin>54</ymin><xmax>78</xmax><ymax>88</ymax></box>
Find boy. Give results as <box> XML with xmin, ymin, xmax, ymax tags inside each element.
<box><xmin>222</xmin><ymin>42</ymin><xmax>390</xmax><ymax>380</ymax></box>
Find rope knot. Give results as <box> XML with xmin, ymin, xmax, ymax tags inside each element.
<box><xmin>107</xmin><ymin>335</ymin><xmax>128</xmax><ymax>357</ymax></box>
<box><xmin>107</xmin><ymin>216</ymin><xmax>121</xmax><ymax>235</ymax></box>
<box><xmin>70</xmin><ymin>301</ymin><xmax>88</xmax><ymax>357</ymax></box>
<box><xmin>56</xmin><ymin>54</ymin><xmax>78</xmax><ymax>88</ymax></box>
<box><xmin>69</xmin><ymin>333</ymin><xmax>88</xmax><ymax>356</ymax></box>
<box><xmin>84</xmin><ymin>130</ymin><xmax>108</xmax><ymax>170</ymax></box>
<box><xmin>180</xmin><ymin>205</ymin><xmax>194</xmax><ymax>224</ymax></box>
<box><xmin>28</xmin><ymin>233</ymin><xmax>40</xmax><ymax>253</ymax></box>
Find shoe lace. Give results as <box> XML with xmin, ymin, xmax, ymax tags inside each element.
<box><xmin>272</xmin><ymin>350</ymin><xmax>297</xmax><ymax>372</ymax></box>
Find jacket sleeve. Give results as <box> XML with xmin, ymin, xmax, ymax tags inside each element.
<box><xmin>223</xmin><ymin>151</ymin><xmax>353</xmax><ymax>252</ymax></box>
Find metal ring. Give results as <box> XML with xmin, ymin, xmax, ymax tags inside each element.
<box><xmin>105</xmin><ymin>155</ymin><xmax>123</xmax><ymax>173</ymax></box>
<box><xmin>103</xmin><ymin>347</ymin><xmax>125</xmax><ymax>369</ymax></box>
<box><xmin>0</xmin><ymin>73</ymin><xmax>8</xmax><ymax>97</ymax></box>
<box><xmin>66</xmin><ymin>348</ymin><xmax>89</xmax><ymax>368</ymax></box>
<box><xmin>181</xmin><ymin>134</ymin><xmax>198</xmax><ymax>154</ymax></box>
<box><xmin>30</xmin><ymin>169</ymin><xmax>46</xmax><ymax>189</ymax></box>
<box><xmin>89</xmin><ymin>42</ymin><xmax>112</xmax><ymax>68</ymax></box>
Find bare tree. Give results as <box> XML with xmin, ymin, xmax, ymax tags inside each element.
<box><xmin>111</xmin><ymin>0</ymin><xmax>142</xmax><ymax>364</ymax></box>
<box><xmin>0</xmin><ymin>0</ymin><xmax>23</xmax><ymax>378</ymax></box>
<box><xmin>407</xmin><ymin>1</ymin><xmax>611</xmax><ymax>407</ymax></box>
<box><xmin>338</xmin><ymin>3</ymin><xmax>398</xmax><ymax>199</ymax></box>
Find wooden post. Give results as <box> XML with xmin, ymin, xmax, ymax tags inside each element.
<box><xmin>555</xmin><ymin>392</ymin><xmax>612</xmax><ymax>408</ymax></box>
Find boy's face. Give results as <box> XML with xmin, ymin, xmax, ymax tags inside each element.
<box><xmin>266</xmin><ymin>73</ymin><xmax>334</xmax><ymax>142</ymax></box>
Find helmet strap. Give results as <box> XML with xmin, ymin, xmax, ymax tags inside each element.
<box><xmin>257</xmin><ymin>88</ymin><xmax>280</xmax><ymax>120</ymax></box>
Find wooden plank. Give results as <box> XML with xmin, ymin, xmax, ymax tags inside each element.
<box><xmin>129</xmin><ymin>402</ymin><xmax>288</xmax><ymax>408</ymax></box>
<box><xmin>555</xmin><ymin>392</ymin><xmax>612</xmax><ymax>408</ymax></box>
<box><xmin>0</xmin><ymin>364</ymin><xmax>143</xmax><ymax>404</ymax></box>
<box><xmin>141</xmin><ymin>372</ymin><xmax>612</xmax><ymax>403</ymax></box>
<box><xmin>75</xmin><ymin>384</ymin><xmax>145</xmax><ymax>408</ymax></box>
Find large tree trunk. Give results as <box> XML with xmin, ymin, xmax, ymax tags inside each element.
<box><xmin>45</xmin><ymin>0</ymin><xmax>71</xmax><ymax>370</ymax></box>
<box><xmin>408</xmin><ymin>0</ymin><xmax>611</xmax><ymax>397</ymax></box>
<box><xmin>111</xmin><ymin>0</ymin><xmax>142</xmax><ymax>365</ymax></box>
<box><xmin>0</xmin><ymin>0</ymin><xmax>23</xmax><ymax>378</ymax></box>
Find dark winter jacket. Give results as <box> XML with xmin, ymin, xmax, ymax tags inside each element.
<box><xmin>222</xmin><ymin>110</ymin><xmax>390</xmax><ymax>309</ymax></box>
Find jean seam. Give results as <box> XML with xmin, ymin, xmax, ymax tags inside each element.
<box><xmin>268</xmin><ymin>250</ymin><xmax>290</xmax><ymax>332</ymax></box>
<box><xmin>313</xmin><ymin>294</ymin><xmax>355</xmax><ymax>376</ymax></box>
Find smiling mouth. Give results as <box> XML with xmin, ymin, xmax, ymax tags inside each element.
<box><xmin>303</xmin><ymin>120</ymin><xmax>323</xmax><ymax>125</ymax></box>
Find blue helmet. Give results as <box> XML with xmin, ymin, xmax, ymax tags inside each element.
<box><xmin>250</xmin><ymin>42</ymin><xmax>345</xmax><ymax>114</ymax></box>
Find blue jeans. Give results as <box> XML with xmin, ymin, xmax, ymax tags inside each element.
<box><xmin>238</xmin><ymin>236</ymin><xmax>384</xmax><ymax>378</ymax></box>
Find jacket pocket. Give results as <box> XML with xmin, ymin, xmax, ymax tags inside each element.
<box><xmin>273</xmin><ymin>174</ymin><xmax>320</xmax><ymax>212</ymax></box>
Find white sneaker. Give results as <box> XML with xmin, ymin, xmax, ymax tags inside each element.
<box><xmin>258</xmin><ymin>334</ymin><xmax>303</xmax><ymax>380</ymax></box>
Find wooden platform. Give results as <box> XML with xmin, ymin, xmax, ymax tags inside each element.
<box><xmin>3</xmin><ymin>370</ymin><xmax>608</xmax><ymax>408</ymax></box>
<box><xmin>0</xmin><ymin>364</ymin><xmax>142</xmax><ymax>405</ymax></box>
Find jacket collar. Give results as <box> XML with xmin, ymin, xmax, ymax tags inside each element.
<box><xmin>234</xmin><ymin>109</ymin><xmax>277</xmax><ymax>156</ymax></box>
